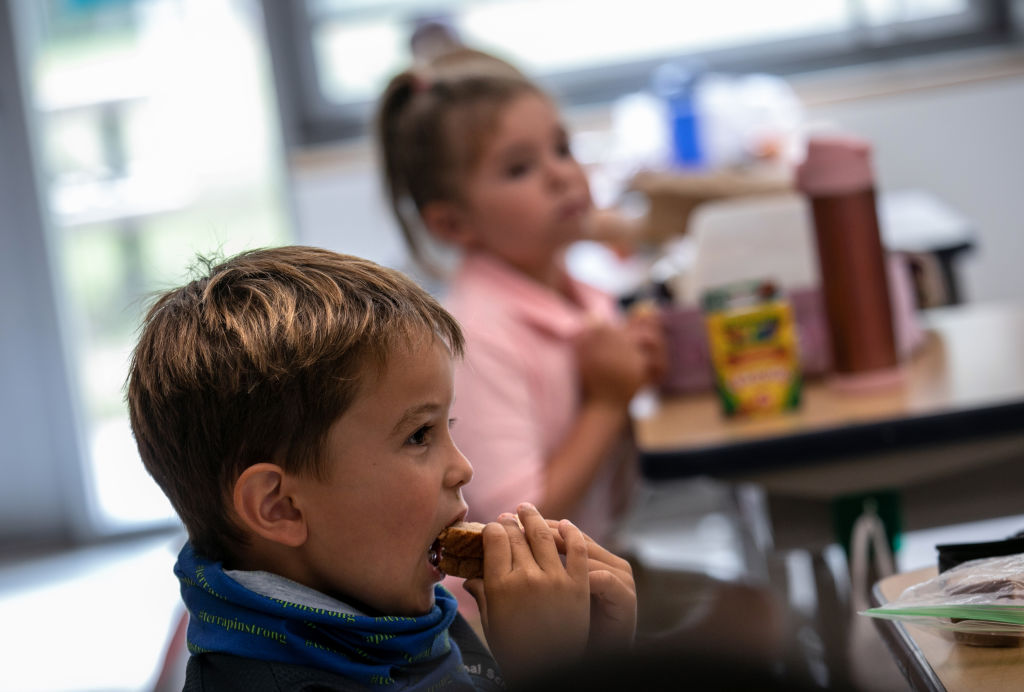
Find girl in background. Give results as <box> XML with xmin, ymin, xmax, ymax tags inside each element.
<box><xmin>375</xmin><ymin>53</ymin><xmax>666</xmax><ymax>575</ymax></box>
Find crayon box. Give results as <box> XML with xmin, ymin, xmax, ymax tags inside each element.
<box><xmin>702</xmin><ymin>280</ymin><xmax>802</xmax><ymax>417</ymax></box>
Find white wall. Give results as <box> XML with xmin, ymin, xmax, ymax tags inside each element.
<box><xmin>293</xmin><ymin>155</ymin><xmax>408</xmax><ymax>270</ymax></box>
<box><xmin>292</xmin><ymin>47</ymin><xmax>1024</xmax><ymax>305</ymax></box>
<box><xmin>798</xmin><ymin>50</ymin><xmax>1024</xmax><ymax>303</ymax></box>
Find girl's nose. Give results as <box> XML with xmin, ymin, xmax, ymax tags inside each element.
<box><xmin>544</xmin><ymin>148</ymin><xmax>577</xmax><ymax>181</ymax></box>
<box><xmin>544</xmin><ymin>156</ymin><xmax>577</xmax><ymax>189</ymax></box>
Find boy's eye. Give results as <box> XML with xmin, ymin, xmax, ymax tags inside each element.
<box><xmin>407</xmin><ymin>425</ymin><xmax>432</xmax><ymax>446</ymax></box>
<box><xmin>406</xmin><ymin>419</ymin><xmax>454</xmax><ymax>447</ymax></box>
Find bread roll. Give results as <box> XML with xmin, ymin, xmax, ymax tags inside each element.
<box><xmin>437</xmin><ymin>521</ymin><xmax>485</xmax><ymax>579</ymax></box>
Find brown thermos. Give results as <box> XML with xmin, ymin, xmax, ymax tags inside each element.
<box><xmin>796</xmin><ymin>136</ymin><xmax>898</xmax><ymax>378</ymax></box>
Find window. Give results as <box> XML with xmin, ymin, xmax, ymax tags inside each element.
<box><xmin>264</xmin><ymin>0</ymin><xmax>1015</xmax><ymax>145</ymax></box>
<box><xmin>16</xmin><ymin>0</ymin><xmax>293</xmax><ymax>534</ymax></box>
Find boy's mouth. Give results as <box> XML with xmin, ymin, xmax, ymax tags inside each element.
<box><xmin>429</xmin><ymin>514</ymin><xmax>466</xmax><ymax>570</ymax></box>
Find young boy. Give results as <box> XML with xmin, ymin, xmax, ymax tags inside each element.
<box><xmin>127</xmin><ymin>246</ymin><xmax>636</xmax><ymax>690</ymax></box>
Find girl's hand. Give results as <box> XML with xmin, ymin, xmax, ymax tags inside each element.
<box><xmin>545</xmin><ymin>519</ymin><xmax>638</xmax><ymax>652</ymax></box>
<box><xmin>583</xmin><ymin>208</ymin><xmax>643</xmax><ymax>258</ymax></box>
<box><xmin>463</xmin><ymin>504</ymin><xmax>590</xmax><ymax>682</ymax></box>
<box><xmin>575</xmin><ymin>321</ymin><xmax>648</xmax><ymax>405</ymax></box>
<box><xmin>626</xmin><ymin>303</ymin><xmax>669</xmax><ymax>386</ymax></box>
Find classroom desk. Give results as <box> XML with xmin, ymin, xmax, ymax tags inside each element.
<box><xmin>634</xmin><ymin>300</ymin><xmax>1024</xmax><ymax>547</ymax></box>
<box><xmin>871</xmin><ymin>566</ymin><xmax>1024</xmax><ymax>691</ymax></box>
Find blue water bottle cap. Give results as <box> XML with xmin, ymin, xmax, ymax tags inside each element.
<box><xmin>651</xmin><ymin>61</ymin><xmax>705</xmax><ymax>169</ymax></box>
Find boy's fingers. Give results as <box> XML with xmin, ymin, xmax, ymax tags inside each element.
<box><xmin>544</xmin><ymin>518</ymin><xmax>581</xmax><ymax>550</ymax></box>
<box><xmin>543</xmin><ymin>518</ymin><xmax>631</xmax><ymax>572</ymax></box>
<box><xmin>497</xmin><ymin>512</ymin><xmax>531</xmax><ymax>569</ymax></box>
<box><xmin>589</xmin><ymin>569</ymin><xmax>638</xmax><ymax>644</ymax></box>
<box><xmin>482</xmin><ymin>520</ymin><xmax>512</xmax><ymax>578</ymax></box>
<box><xmin>590</xmin><ymin>569</ymin><xmax>636</xmax><ymax>603</ymax></box>
<box><xmin>559</xmin><ymin>519</ymin><xmax>590</xmax><ymax>583</ymax></box>
<box><xmin>590</xmin><ymin>571</ymin><xmax>637</xmax><ymax>626</ymax></box>
<box><xmin>516</xmin><ymin>503</ymin><xmax>561</xmax><ymax>571</ymax></box>
<box><xmin>544</xmin><ymin>518</ymin><xmax>597</xmax><ymax>546</ymax></box>
<box><xmin>463</xmin><ymin>578</ymin><xmax>485</xmax><ymax>609</ymax></box>
<box><xmin>588</xmin><ymin>559</ymin><xmax>633</xmax><ymax>585</ymax></box>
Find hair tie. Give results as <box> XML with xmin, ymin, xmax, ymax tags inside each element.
<box><xmin>411</xmin><ymin>72</ymin><xmax>432</xmax><ymax>93</ymax></box>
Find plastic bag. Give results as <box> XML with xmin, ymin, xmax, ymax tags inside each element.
<box><xmin>862</xmin><ymin>553</ymin><xmax>1024</xmax><ymax>644</ymax></box>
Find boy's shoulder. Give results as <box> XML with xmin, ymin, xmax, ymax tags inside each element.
<box><xmin>185</xmin><ymin>652</ymin><xmax>369</xmax><ymax>691</ymax></box>
<box><xmin>183</xmin><ymin>652</ymin><xmax>496</xmax><ymax>692</ymax></box>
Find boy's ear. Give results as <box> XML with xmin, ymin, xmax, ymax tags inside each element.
<box><xmin>420</xmin><ymin>200</ymin><xmax>474</xmax><ymax>248</ymax></box>
<box><xmin>233</xmin><ymin>463</ymin><xmax>307</xmax><ymax>548</ymax></box>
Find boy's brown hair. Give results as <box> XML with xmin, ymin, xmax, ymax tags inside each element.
<box><xmin>127</xmin><ymin>246</ymin><xmax>464</xmax><ymax>563</ymax></box>
<box><xmin>375</xmin><ymin>51</ymin><xmax>542</xmax><ymax>274</ymax></box>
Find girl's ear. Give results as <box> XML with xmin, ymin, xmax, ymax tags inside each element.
<box><xmin>421</xmin><ymin>200</ymin><xmax>475</xmax><ymax>248</ymax></box>
<box><xmin>233</xmin><ymin>463</ymin><xmax>308</xmax><ymax>547</ymax></box>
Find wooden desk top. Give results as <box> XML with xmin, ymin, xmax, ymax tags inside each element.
<box><xmin>872</xmin><ymin>567</ymin><xmax>1024</xmax><ymax>691</ymax></box>
<box><xmin>635</xmin><ymin>301</ymin><xmax>1024</xmax><ymax>482</ymax></box>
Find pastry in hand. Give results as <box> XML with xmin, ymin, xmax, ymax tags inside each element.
<box><xmin>436</xmin><ymin>521</ymin><xmax>485</xmax><ymax>579</ymax></box>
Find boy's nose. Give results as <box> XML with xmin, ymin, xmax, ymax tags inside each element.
<box><xmin>447</xmin><ymin>446</ymin><xmax>474</xmax><ymax>488</ymax></box>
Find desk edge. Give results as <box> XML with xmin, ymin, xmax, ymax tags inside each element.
<box><xmin>869</xmin><ymin>582</ymin><xmax>946</xmax><ymax>692</ymax></box>
<box><xmin>640</xmin><ymin>400</ymin><xmax>1024</xmax><ymax>480</ymax></box>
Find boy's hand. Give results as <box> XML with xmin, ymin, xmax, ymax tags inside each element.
<box><xmin>463</xmin><ymin>504</ymin><xmax>590</xmax><ymax>681</ymax></box>
<box><xmin>575</xmin><ymin>321</ymin><xmax>648</xmax><ymax>405</ymax></box>
<box><xmin>545</xmin><ymin>519</ymin><xmax>638</xmax><ymax>652</ymax></box>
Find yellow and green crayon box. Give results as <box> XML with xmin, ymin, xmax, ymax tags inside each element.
<box><xmin>702</xmin><ymin>280</ymin><xmax>801</xmax><ymax>417</ymax></box>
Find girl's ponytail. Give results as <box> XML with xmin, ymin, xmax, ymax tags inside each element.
<box><xmin>375</xmin><ymin>70</ymin><xmax>429</xmax><ymax>271</ymax></box>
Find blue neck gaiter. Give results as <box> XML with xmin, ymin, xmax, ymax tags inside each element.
<box><xmin>174</xmin><ymin>542</ymin><xmax>472</xmax><ymax>689</ymax></box>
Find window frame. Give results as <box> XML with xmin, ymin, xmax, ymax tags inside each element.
<box><xmin>1</xmin><ymin>0</ymin><xmax>98</xmax><ymax>546</ymax></box>
<box><xmin>261</xmin><ymin>0</ymin><xmax>1019</xmax><ymax>148</ymax></box>
<box><xmin>3</xmin><ymin>0</ymin><xmax>296</xmax><ymax>544</ymax></box>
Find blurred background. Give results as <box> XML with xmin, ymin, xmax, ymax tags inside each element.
<box><xmin>1</xmin><ymin>0</ymin><xmax>1022</xmax><ymax>689</ymax></box>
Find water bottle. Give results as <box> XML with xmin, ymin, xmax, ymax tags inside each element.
<box><xmin>795</xmin><ymin>135</ymin><xmax>900</xmax><ymax>384</ymax></box>
<box><xmin>651</xmin><ymin>61</ymin><xmax>705</xmax><ymax>169</ymax></box>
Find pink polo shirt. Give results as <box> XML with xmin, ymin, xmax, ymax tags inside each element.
<box><xmin>444</xmin><ymin>251</ymin><xmax>628</xmax><ymax>539</ymax></box>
